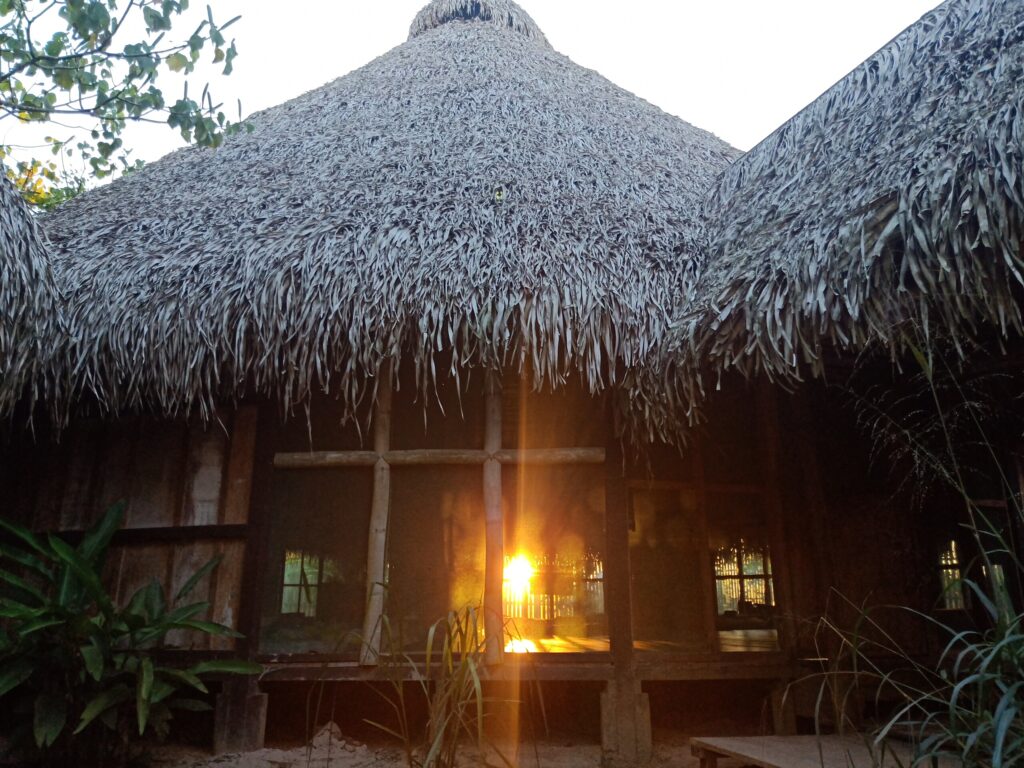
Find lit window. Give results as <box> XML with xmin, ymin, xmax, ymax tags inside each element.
<box><xmin>713</xmin><ymin>539</ymin><xmax>775</xmax><ymax>617</ymax></box>
<box><xmin>281</xmin><ymin>549</ymin><xmax>326</xmax><ymax>618</ymax></box>
<box><xmin>939</xmin><ymin>540</ymin><xmax>966</xmax><ymax>611</ymax></box>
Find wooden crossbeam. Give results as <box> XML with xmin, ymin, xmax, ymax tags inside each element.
<box><xmin>273</xmin><ymin>447</ymin><xmax>605</xmax><ymax>468</ymax></box>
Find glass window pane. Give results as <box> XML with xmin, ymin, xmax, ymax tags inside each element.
<box><xmin>742</xmin><ymin>546</ymin><xmax>765</xmax><ymax>576</ymax></box>
<box><xmin>283</xmin><ymin>550</ymin><xmax>303</xmax><ymax>584</ymax></box>
<box><xmin>714</xmin><ymin>547</ymin><xmax>739</xmax><ymax>576</ymax></box>
<box><xmin>281</xmin><ymin>585</ymin><xmax>300</xmax><ymax>615</ymax></box>
<box><xmin>260</xmin><ymin>468</ymin><xmax>372</xmax><ymax>655</ymax></box>
<box><xmin>940</xmin><ymin>568</ymin><xmax>965</xmax><ymax>610</ymax></box>
<box><xmin>502</xmin><ymin>464</ymin><xmax>606</xmax><ymax>653</ymax></box>
<box><xmin>386</xmin><ymin>466</ymin><xmax>485</xmax><ymax>651</ymax></box>
<box><xmin>631</xmin><ymin>489</ymin><xmax>711</xmax><ymax>652</ymax></box>
<box><xmin>716</xmin><ymin>578</ymin><xmax>741</xmax><ymax>615</ymax></box>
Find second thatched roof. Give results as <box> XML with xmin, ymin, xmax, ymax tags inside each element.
<box><xmin>42</xmin><ymin>0</ymin><xmax>736</xmax><ymax>432</ymax></box>
<box><xmin>675</xmin><ymin>0</ymin><xmax>1024</xmax><ymax>396</ymax></box>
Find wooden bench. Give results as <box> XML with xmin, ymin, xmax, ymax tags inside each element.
<box><xmin>690</xmin><ymin>735</ymin><xmax>956</xmax><ymax>768</ymax></box>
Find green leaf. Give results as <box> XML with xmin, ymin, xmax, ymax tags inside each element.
<box><xmin>174</xmin><ymin>556</ymin><xmax>221</xmax><ymax>602</ymax></box>
<box><xmin>0</xmin><ymin>540</ymin><xmax>53</xmax><ymax>579</ymax></box>
<box><xmin>157</xmin><ymin>667</ymin><xmax>207</xmax><ymax>694</ymax></box>
<box><xmin>189</xmin><ymin>659</ymin><xmax>262</xmax><ymax>677</ymax></box>
<box><xmin>76</xmin><ymin>685</ymin><xmax>132</xmax><ymax>734</ymax></box>
<box><xmin>47</xmin><ymin>535</ymin><xmax>110</xmax><ymax>611</ymax></box>
<box><xmin>165</xmin><ymin>52</ymin><xmax>188</xmax><ymax>72</ymax></box>
<box><xmin>0</xmin><ymin>659</ymin><xmax>33</xmax><ymax>698</ymax></box>
<box><xmin>137</xmin><ymin>657</ymin><xmax>154</xmax><ymax>734</ymax></box>
<box><xmin>17</xmin><ymin>617</ymin><xmax>63</xmax><ymax>637</ymax></box>
<box><xmin>78</xmin><ymin>502</ymin><xmax>125</xmax><ymax>564</ymax></box>
<box><xmin>33</xmin><ymin>692</ymin><xmax>67</xmax><ymax>748</ymax></box>
<box><xmin>80</xmin><ymin>643</ymin><xmax>105</xmax><ymax>682</ymax></box>
<box><xmin>0</xmin><ymin>518</ymin><xmax>51</xmax><ymax>562</ymax></box>
<box><xmin>0</xmin><ymin>568</ymin><xmax>47</xmax><ymax>605</ymax></box>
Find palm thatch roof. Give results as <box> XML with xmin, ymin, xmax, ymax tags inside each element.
<box><xmin>41</xmin><ymin>0</ymin><xmax>736</xmax><ymax>432</ymax></box>
<box><xmin>1</xmin><ymin>170</ymin><xmax>57</xmax><ymax>415</ymax></box>
<box><xmin>675</xmin><ymin>0</ymin><xmax>1024</xmax><ymax>401</ymax></box>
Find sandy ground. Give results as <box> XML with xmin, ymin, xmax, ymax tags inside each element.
<box><xmin>147</xmin><ymin>725</ymin><xmax>748</xmax><ymax>768</ymax></box>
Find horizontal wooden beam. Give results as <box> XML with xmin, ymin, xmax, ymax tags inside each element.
<box><xmin>10</xmin><ymin>524</ymin><xmax>251</xmax><ymax>547</ymax></box>
<box><xmin>254</xmin><ymin>653</ymin><xmax>796</xmax><ymax>682</ymax></box>
<box><xmin>274</xmin><ymin>447</ymin><xmax>606</xmax><ymax>469</ymax></box>
<box><xmin>495</xmin><ymin>448</ymin><xmax>605</xmax><ymax>464</ymax></box>
<box><xmin>274</xmin><ymin>451</ymin><xmax>379</xmax><ymax>468</ymax></box>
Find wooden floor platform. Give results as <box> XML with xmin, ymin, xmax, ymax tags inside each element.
<box><xmin>690</xmin><ymin>735</ymin><xmax>958</xmax><ymax>768</ymax></box>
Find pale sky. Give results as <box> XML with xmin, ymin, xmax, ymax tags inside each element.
<box><xmin>4</xmin><ymin>0</ymin><xmax>944</xmax><ymax>171</ymax></box>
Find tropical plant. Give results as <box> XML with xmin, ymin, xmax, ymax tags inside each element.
<box><xmin>810</xmin><ymin>340</ymin><xmax>1024</xmax><ymax>768</ymax></box>
<box><xmin>0</xmin><ymin>501</ymin><xmax>262</xmax><ymax>767</ymax></box>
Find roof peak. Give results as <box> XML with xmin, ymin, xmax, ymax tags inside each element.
<box><xmin>409</xmin><ymin>0</ymin><xmax>550</xmax><ymax>47</ymax></box>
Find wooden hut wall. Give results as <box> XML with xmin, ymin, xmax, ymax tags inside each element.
<box><xmin>0</xmin><ymin>411</ymin><xmax>255</xmax><ymax>650</ymax></box>
<box><xmin>257</xmin><ymin>371</ymin><xmax>611</xmax><ymax>659</ymax></box>
<box><xmin>772</xmin><ymin>383</ymin><xmax>968</xmax><ymax>659</ymax></box>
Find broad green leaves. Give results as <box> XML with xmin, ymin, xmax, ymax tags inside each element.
<box><xmin>0</xmin><ymin>502</ymin><xmax>261</xmax><ymax>759</ymax></box>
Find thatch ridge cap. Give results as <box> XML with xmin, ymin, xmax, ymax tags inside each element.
<box><xmin>409</xmin><ymin>0</ymin><xmax>549</xmax><ymax>47</ymax></box>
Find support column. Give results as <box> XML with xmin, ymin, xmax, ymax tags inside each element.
<box><xmin>758</xmin><ymin>383</ymin><xmax>798</xmax><ymax>736</ymax></box>
<box><xmin>214</xmin><ymin>678</ymin><xmax>268</xmax><ymax>755</ymax></box>
<box><xmin>483</xmin><ymin>370</ymin><xmax>504</xmax><ymax>664</ymax></box>
<box><xmin>215</xmin><ymin>406</ymin><xmax>267</xmax><ymax>754</ymax></box>
<box><xmin>692</xmin><ymin>437</ymin><xmax>721</xmax><ymax>653</ymax></box>
<box><xmin>601</xmin><ymin>419</ymin><xmax>652</xmax><ymax>767</ymax></box>
<box><xmin>756</xmin><ymin>383</ymin><xmax>797</xmax><ymax>656</ymax></box>
<box><xmin>361</xmin><ymin>363</ymin><xmax>393</xmax><ymax>665</ymax></box>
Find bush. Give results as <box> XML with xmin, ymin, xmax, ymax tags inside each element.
<box><xmin>0</xmin><ymin>502</ymin><xmax>261</xmax><ymax>767</ymax></box>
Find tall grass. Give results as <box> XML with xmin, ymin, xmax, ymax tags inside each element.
<box><xmin>813</xmin><ymin>340</ymin><xmax>1024</xmax><ymax>767</ymax></box>
<box><xmin>366</xmin><ymin>607</ymin><xmax>514</xmax><ymax>768</ymax></box>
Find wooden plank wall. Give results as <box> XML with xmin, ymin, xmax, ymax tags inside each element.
<box><xmin>3</xmin><ymin>411</ymin><xmax>255</xmax><ymax>651</ymax></box>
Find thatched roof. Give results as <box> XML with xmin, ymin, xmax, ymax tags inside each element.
<box><xmin>42</xmin><ymin>0</ymin><xmax>737</xmax><ymax>431</ymax></box>
<box><xmin>675</xmin><ymin>0</ymin><xmax>1024</xmax><ymax>400</ymax></box>
<box><xmin>1</xmin><ymin>171</ymin><xmax>57</xmax><ymax>415</ymax></box>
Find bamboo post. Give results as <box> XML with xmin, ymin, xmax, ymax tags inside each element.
<box><xmin>360</xmin><ymin>363</ymin><xmax>393</xmax><ymax>666</ymax></box>
<box><xmin>692</xmin><ymin>437</ymin><xmax>721</xmax><ymax>653</ymax></box>
<box><xmin>483</xmin><ymin>370</ymin><xmax>504</xmax><ymax>665</ymax></box>
<box><xmin>756</xmin><ymin>382</ymin><xmax>798</xmax><ymax>657</ymax></box>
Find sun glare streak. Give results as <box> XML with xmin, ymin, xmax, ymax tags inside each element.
<box><xmin>504</xmin><ymin>553</ymin><xmax>534</xmax><ymax>596</ymax></box>
<box><xmin>504</xmin><ymin>638</ymin><xmax>538</xmax><ymax>654</ymax></box>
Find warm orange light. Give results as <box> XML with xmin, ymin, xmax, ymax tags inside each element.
<box><xmin>503</xmin><ymin>554</ymin><xmax>534</xmax><ymax>595</ymax></box>
<box><xmin>504</xmin><ymin>638</ymin><xmax>538</xmax><ymax>654</ymax></box>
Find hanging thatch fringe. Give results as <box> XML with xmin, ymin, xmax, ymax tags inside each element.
<box><xmin>667</xmin><ymin>0</ymin><xmax>1024</xmax><ymax>418</ymax></box>
<box><xmin>40</xmin><ymin>0</ymin><xmax>737</xmax><ymax>438</ymax></box>
<box><xmin>0</xmin><ymin>170</ymin><xmax>59</xmax><ymax>417</ymax></box>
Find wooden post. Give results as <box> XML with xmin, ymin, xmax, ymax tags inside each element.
<box><xmin>756</xmin><ymin>383</ymin><xmax>798</xmax><ymax>656</ymax></box>
<box><xmin>214</xmin><ymin>406</ymin><xmax>267</xmax><ymax>754</ymax></box>
<box><xmin>601</xmin><ymin>415</ymin><xmax>652</xmax><ymax>767</ymax></box>
<box><xmin>691</xmin><ymin>437</ymin><xmax>721</xmax><ymax>653</ymax></box>
<box><xmin>483</xmin><ymin>370</ymin><xmax>504</xmax><ymax>665</ymax></box>
<box><xmin>361</xmin><ymin>364</ymin><xmax>393</xmax><ymax>665</ymax></box>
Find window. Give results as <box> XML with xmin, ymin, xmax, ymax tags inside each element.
<box><xmin>260</xmin><ymin>468</ymin><xmax>372</xmax><ymax>655</ymax></box>
<box><xmin>280</xmin><ymin>550</ymin><xmax>338</xmax><ymax>618</ymax></box>
<box><xmin>714</xmin><ymin>539</ymin><xmax>774</xmax><ymax>617</ymax></box>
<box><xmin>939</xmin><ymin>539</ymin><xmax>966</xmax><ymax>610</ymax></box>
<box><xmin>386</xmin><ymin>466</ymin><xmax>485</xmax><ymax>650</ymax></box>
<box><xmin>501</xmin><ymin>464</ymin><xmax>607</xmax><ymax>653</ymax></box>
<box><xmin>629</xmin><ymin>488</ymin><xmax>711</xmax><ymax>652</ymax></box>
